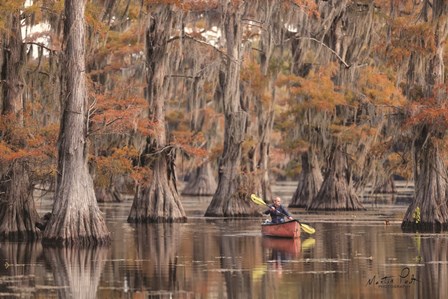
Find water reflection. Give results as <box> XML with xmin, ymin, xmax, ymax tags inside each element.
<box><xmin>218</xmin><ymin>229</ymin><xmax>260</xmax><ymax>298</ymax></box>
<box><xmin>263</xmin><ymin>237</ymin><xmax>301</xmax><ymax>274</ymax></box>
<box><xmin>2</xmin><ymin>195</ymin><xmax>448</xmax><ymax>298</ymax></box>
<box><xmin>133</xmin><ymin>223</ymin><xmax>182</xmax><ymax>293</ymax></box>
<box><xmin>262</xmin><ymin>237</ymin><xmax>302</xmax><ymax>256</ymax></box>
<box><xmin>0</xmin><ymin>241</ymin><xmax>42</xmax><ymax>297</ymax></box>
<box><xmin>44</xmin><ymin>246</ymin><xmax>109</xmax><ymax>299</ymax></box>
<box><xmin>417</xmin><ymin>234</ymin><xmax>448</xmax><ymax>298</ymax></box>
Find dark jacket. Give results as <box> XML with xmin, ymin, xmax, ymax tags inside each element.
<box><xmin>264</xmin><ymin>204</ymin><xmax>291</xmax><ymax>223</ymax></box>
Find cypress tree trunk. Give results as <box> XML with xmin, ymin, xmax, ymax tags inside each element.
<box><xmin>0</xmin><ymin>162</ymin><xmax>40</xmax><ymax>240</ymax></box>
<box><xmin>182</xmin><ymin>67</ymin><xmax>217</xmax><ymax>196</ymax></box>
<box><xmin>43</xmin><ymin>0</ymin><xmax>110</xmax><ymax>246</ymax></box>
<box><xmin>95</xmin><ymin>185</ymin><xmax>122</xmax><ymax>202</ymax></box>
<box><xmin>205</xmin><ymin>4</ymin><xmax>259</xmax><ymax>217</ymax></box>
<box><xmin>401</xmin><ymin>0</ymin><xmax>448</xmax><ymax>231</ymax></box>
<box><xmin>402</xmin><ymin>134</ymin><xmax>448</xmax><ymax>231</ymax></box>
<box><xmin>182</xmin><ymin>162</ymin><xmax>217</xmax><ymax>196</ymax></box>
<box><xmin>0</xmin><ymin>9</ymin><xmax>40</xmax><ymax>240</ymax></box>
<box><xmin>127</xmin><ymin>4</ymin><xmax>186</xmax><ymax>222</ymax></box>
<box><xmin>308</xmin><ymin>144</ymin><xmax>365</xmax><ymax>210</ymax></box>
<box><xmin>243</xmin><ymin>0</ymin><xmax>282</xmax><ymax>202</ymax></box>
<box><xmin>289</xmin><ymin>150</ymin><xmax>323</xmax><ymax>208</ymax></box>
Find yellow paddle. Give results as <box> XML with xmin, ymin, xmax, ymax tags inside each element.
<box><xmin>250</xmin><ymin>194</ymin><xmax>316</xmax><ymax>234</ymax></box>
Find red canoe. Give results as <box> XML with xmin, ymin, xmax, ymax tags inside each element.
<box><xmin>261</xmin><ymin>220</ymin><xmax>301</xmax><ymax>238</ymax></box>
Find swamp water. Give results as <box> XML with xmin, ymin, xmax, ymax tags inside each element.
<box><xmin>0</xmin><ymin>182</ymin><xmax>446</xmax><ymax>298</ymax></box>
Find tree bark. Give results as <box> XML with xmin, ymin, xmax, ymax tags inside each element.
<box><xmin>0</xmin><ymin>162</ymin><xmax>40</xmax><ymax>240</ymax></box>
<box><xmin>128</xmin><ymin>4</ymin><xmax>186</xmax><ymax>222</ymax></box>
<box><xmin>181</xmin><ymin>57</ymin><xmax>217</xmax><ymax>196</ymax></box>
<box><xmin>95</xmin><ymin>185</ymin><xmax>122</xmax><ymax>202</ymax></box>
<box><xmin>401</xmin><ymin>0</ymin><xmax>448</xmax><ymax>231</ymax></box>
<box><xmin>43</xmin><ymin>0</ymin><xmax>110</xmax><ymax>246</ymax></box>
<box><xmin>252</xmin><ymin>2</ymin><xmax>277</xmax><ymax>200</ymax></box>
<box><xmin>0</xmin><ymin>9</ymin><xmax>40</xmax><ymax>240</ymax></box>
<box><xmin>308</xmin><ymin>144</ymin><xmax>365</xmax><ymax>210</ymax></box>
<box><xmin>205</xmin><ymin>4</ymin><xmax>259</xmax><ymax>217</ymax></box>
<box><xmin>402</xmin><ymin>135</ymin><xmax>448</xmax><ymax>231</ymax></box>
<box><xmin>182</xmin><ymin>161</ymin><xmax>217</xmax><ymax>196</ymax></box>
<box><xmin>289</xmin><ymin>150</ymin><xmax>323</xmax><ymax>208</ymax></box>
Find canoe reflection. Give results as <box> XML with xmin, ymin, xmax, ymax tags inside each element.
<box><xmin>262</xmin><ymin>236</ymin><xmax>302</xmax><ymax>256</ymax></box>
<box><xmin>262</xmin><ymin>237</ymin><xmax>316</xmax><ymax>274</ymax></box>
<box><xmin>262</xmin><ymin>237</ymin><xmax>300</xmax><ymax>274</ymax></box>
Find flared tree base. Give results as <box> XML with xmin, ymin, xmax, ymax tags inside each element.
<box><xmin>182</xmin><ymin>163</ymin><xmax>217</xmax><ymax>196</ymax></box>
<box><xmin>128</xmin><ymin>169</ymin><xmax>187</xmax><ymax>223</ymax></box>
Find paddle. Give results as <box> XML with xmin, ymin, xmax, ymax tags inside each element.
<box><xmin>251</xmin><ymin>194</ymin><xmax>316</xmax><ymax>234</ymax></box>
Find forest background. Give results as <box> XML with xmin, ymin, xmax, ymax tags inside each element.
<box><xmin>1</xmin><ymin>0</ymin><xmax>448</xmax><ymax>245</ymax></box>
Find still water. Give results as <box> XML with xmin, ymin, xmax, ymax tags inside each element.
<box><xmin>0</xmin><ymin>183</ymin><xmax>446</xmax><ymax>298</ymax></box>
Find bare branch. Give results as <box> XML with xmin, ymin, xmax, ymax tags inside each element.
<box><xmin>165</xmin><ymin>74</ymin><xmax>201</xmax><ymax>80</ymax></box>
<box><xmin>24</xmin><ymin>42</ymin><xmax>59</xmax><ymax>53</ymax></box>
<box><xmin>286</xmin><ymin>35</ymin><xmax>351</xmax><ymax>68</ymax></box>
<box><xmin>167</xmin><ymin>34</ymin><xmax>239</xmax><ymax>64</ymax></box>
<box><xmin>88</xmin><ymin>117</ymin><xmax>124</xmax><ymax>136</ymax></box>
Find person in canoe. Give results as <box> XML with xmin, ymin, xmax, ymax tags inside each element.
<box><xmin>264</xmin><ymin>196</ymin><xmax>293</xmax><ymax>223</ymax></box>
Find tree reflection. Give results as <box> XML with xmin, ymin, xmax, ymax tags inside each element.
<box><xmin>417</xmin><ymin>235</ymin><xmax>448</xmax><ymax>298</ymax></box>
<box><xmin>0</xmin><ymin>241</ymin><xmax>42</xmax><ymax>296</ymax></box>
<box><xmin>43</xmin><ymin>245</ymin><xmax>108</xmax><ymax>298</ymax></box>
<box><xmin>126</xmin><ymin>223</ymin><xmax>183</xmax><ymax>293</ymax></box>
<box><xmin>219</xmin><ymin>232</ymin><xmax>262</xmax><ymax>298</ymax></box>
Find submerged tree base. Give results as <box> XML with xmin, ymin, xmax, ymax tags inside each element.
<box><xmin>182</xmin><ymin>163</ymin><xmax>217</xmax><ymax>196</ymax></box>
<box><xmin>401</xmin><ymin>221</ymin><xmax>448</xmax><ymax>233</ymax></box>
<box><xmin>204</xmin><ymin>210</ymin><xmax>262</xmax><ymax>217</ymax></box>
<box><xmin>95</xmin><ymin>187</ymin><xmax>122</xmax><ymax>203</ymax></box>
<box><xmin>0</xmin><ymin>231</ymin><xmax>41</xmax><ymax>242</ymax></box>
<box><xmin>0</xmin><ymin>162</ymin><xmax>41</xmax><ymax>241</ymax></box>
<box><xmin>127</xmin><ymin>215</ymin><xmax>187</xmax><ymax>223</ymax></box>
<box><xmin>127</xmin><ymin>164</ymin><xmax>188</xmax><ymax>223</ymax></box>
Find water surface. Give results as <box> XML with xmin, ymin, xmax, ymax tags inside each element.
<box><xmin>0</xmin><ymin>183</ymin><xmax>445</xmax><ymax>298</ymax></box>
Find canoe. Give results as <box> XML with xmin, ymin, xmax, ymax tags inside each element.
<box><xmin>261</xmin><ymin>220</ymin><xmax>301</xmax><ymax>238</ymax></box>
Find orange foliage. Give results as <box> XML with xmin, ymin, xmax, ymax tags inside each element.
<box><xmin>85</xmin><ymin>3</ymin><xmax>109</xmax><ymax>38</ymax></box>
<box><xmin>0</xmin><ymin>113</ymin><xmax>58</xmax><ymax>164</ymax></box>
<box><xmin>130</xmin><ymin>166</ymin><xmax>153</xmax><ymax>187</ymax></box>
<box><xmin>0</xmin><ymin>141</ymin><xmax>14</xmax><ymax>160</ymax></box>
<box><xmin>100</xmin><ymin>24</ymin><xmax>145</xmax><ymax>59</ymax></box>
<box><xmin>331</xmin><ymin>123</ymin><xmax>380</xmax><ymax>145</ymax></box>
<box><xmin>178</xmin><ymin>0</ymin><xmax>220</xmax><ymax>11</ymax></box>
<box><xmin>241</xmin><ymin>58</ymin><xmax>268</xmax><ymax>98</ymax></box>
<box><xmin>0</xmin><ymin>0</ymin><xmax>22</xmax><ymax>34</ymax></box>
<box><xmin>90</xmin><ymin>94</ymin><xmax>150</xmax><ymax>135</ymax></box>
<box><xmin>278</xmin><ymin>63</ymin><xmax>346</xmax><ymax>113</ymax></box>
<box><xmin>376</xmin><ymin>14</ymin><xmax>435</xmax><ymax>67</ymax></box>
<box><xmin>171</xmin><ymin>130</ymin><xmax>208</xmax><ymax>158</ymax></box>
<box><xmin>403</xmin><ymin>83</ymin><xmax>448</xmax><ymax>131</ymax></box>
<box><xmin>405</xmin><ymin>100</ymin><xmax>448</xmax><ymax>131</ymax></box>
<box><xmin>93</xmin><ymin>146</ymin><xmax>139</xmax><ymax>187</ymax></box>
<box><xmin>358</xmin><ymin>66</ymin><xmax>406</xmax><ymax>107</ymax></box>
<box><xmin>143</xmin><ymin>0</ymin><xmax>219</xmax><ymax>10</ymax></box>
<box><xmin>288</xmin><ymin>0</ymin><xmax>319</xmax><ymax>17</ymax></box>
